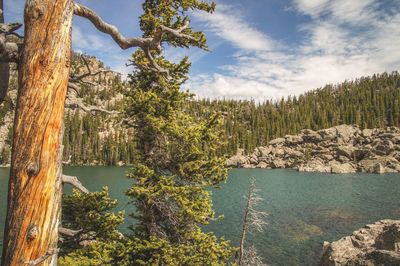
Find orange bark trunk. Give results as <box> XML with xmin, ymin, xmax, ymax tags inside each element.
<box><xmin>1</xmin><ymin>0</ymin><xmax>73</xmax><ymax>265</ymax></box>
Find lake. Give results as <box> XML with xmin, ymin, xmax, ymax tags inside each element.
<box><xmin>1</xmin><ymin>167</ymin><xmax>399</xmax><ymax>265</ymax></box>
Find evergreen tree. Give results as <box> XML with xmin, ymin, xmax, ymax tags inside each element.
<box><xmin>124</xmin><ymin>53</ymin><xmax>234</xmax><ymax>265</ymax></box>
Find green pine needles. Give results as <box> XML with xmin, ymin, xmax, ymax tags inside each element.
<box><xmin>124</xmin><ymin>51</ymin><xmax>234</xmax><ymax>265</ymax></box>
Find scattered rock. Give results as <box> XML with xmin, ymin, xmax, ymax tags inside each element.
<box><xmin>269</xmin><ymin>138</ymin><xmax>285</xmax><ymax>146</ymax></box>
<box><xmin>256</xmin><ymin>161</ymin><xmax>269</xmax><ymax>168</ymax></box>
<box><xmin>336</xmin><ymin>145</ymin><xmax>355</xmax><ymax>159</ymax></box>
<box><xmin>227</xmin><ymin>125</ymin><xmax>400</xmax><ymax>173</ymax></box>
<box><xmin>285</xmin><ymin>135</ymin><xmax>304</xmax><ymax>145</ymax></box>
<box><xmin>299</xmin><ymin>160</ymin><xmax>331</xmax><ymax>173</ymax></box>
<box><xmin>271</xmin><ymin>158</ymin><xmax>286</xmax><ymax>169</ymax></box>
<box><xmin>330</xmin><ymin>162</ymin><xmax>356</xmax><ymax>174</ymax></box>
<box><xmin>362</xmin><ymin>128</ymin><xmax>373</xmax><ymax>138</ymax></box>
<box><xmin>226</xmin><ymin>149</ymin><xmax>248</xmax><ymax>167</ymax></box>
<box><xmin>320</xmin><ymin>220</ymin><xmax>400</xmax><ymax>266</ymax></box>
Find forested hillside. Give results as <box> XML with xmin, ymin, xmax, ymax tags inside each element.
<box><xmin>0</xmin><ymin>54</ymin><xmax>136</xmax><ymax>166</ymax></box>
<box><xmin>188</xmin><ymin>72</ymin><xmax>400</xmax><ymax>155</ymax></box>
<box><xmin>0</xmin><ymin>57</ymin><xmax>399</xmax><ymax>165</ymax></box>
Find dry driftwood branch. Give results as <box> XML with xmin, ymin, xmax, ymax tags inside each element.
<box><xmin>62</xmin><ymin>174</ymin><xmax>89</xmax><ymax>194</ymax></box>
<box><xmin>26</xmin><ymin>248</ymin><xmax>59</xmax><ymax>266</ymax></box>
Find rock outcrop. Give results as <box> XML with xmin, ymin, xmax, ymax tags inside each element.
<box><xmin>320</xmin><ymin>220</ymin><xmax>400</xmax><ymax>266</ymax></box>
<box><xmin>227</xmin><ymin>125</ymin><xmax>400</xmax><ymax>174</ymax></box>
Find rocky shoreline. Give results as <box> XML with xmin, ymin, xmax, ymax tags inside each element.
<box><xmin>320</xmin><ymin>220</ymin><xmax>400</xmax><ymax>266</ymax></box>
<box><xmin>227</xmin><ymin>125</ymin><xmax>400</xmax><ymax>174</ymax></box>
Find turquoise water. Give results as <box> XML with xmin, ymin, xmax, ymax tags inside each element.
<box><xmin>1</xmin><ymin>167</ymin><xmax>399</xmax><ymax>265</ymax></box>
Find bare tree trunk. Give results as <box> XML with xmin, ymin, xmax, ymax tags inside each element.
<box><xmin>239</xmin><ymin>183</ymin><xmax>252</xmax><ymax>266</ymax></box>
<box><xmin>0</xmin><ymin>0</ymin><xmax>10</xmax><ymax>102</ymax></box>
<box><xmin>1</xmin><ymin>0</ymin><xmax>73</xmax><ymax>265</ymax></box>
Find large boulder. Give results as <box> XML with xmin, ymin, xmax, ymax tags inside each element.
<box><xmin>226</xmin><ymin>149</ymin><xmax>248</xmax><ymax>167</ymax></box>
<box><xmin>256</xmin><ymin>161</ymin><xmax>269</xmax><ymax>168</ymax></box>
<box><xmin>271</xmin><ymin>147</ymin><xmax>285</xmax><ymax>156</ymax></box>
<box><xmin>353</xmin><ymin>149</ymin><xmax>373</xmax><ymax>161</ymax></box>
<box><xmin>301</xmin><ymin>129</ymin><xmax>323</xmax><ymax>143</ymax></box>
<box><xmin>319</xmin><ymin>127</ymin><xmax>338</xmax><ymax>141</ymax></box>
<box><xmin>269</xmin><ymin>137</ymin><xmax>285</xmax><ymax>146</ymax></box>
<box><xmin>330</xmin><ymin>161</ymin><xmax>356</xmax><ymax>174</ymax></box>
<box><xmin>285</xmin><ymin>134</ymin><xmax>304</xmax><ymax>145</ymax></box>
<box><xmin>257</xmin><ymin>146</ymin><xmax>272</xmax><ymax>157</ymax></box>
<box><xmin>373</xmin><ymin>139</ymin><xmax>394</xmax><ymax>156</ymax></box>
<box><xmin>335</xmin><ymin>125</ymin><xmax>360</xmax><ymax>143</ymax></box>
<box><xmin>320</xmin><ymin>220</ymin><xmax>400</xmax><ymax>266</ymax></box>
<box><xmin>336</xmin><ymin>145</ymin><xmax>356</xmax><ymax>159</ymax></box>
<box><xmin>359</xmin><ymin>157</ymin><xmax>399</xmax><ymax>173</ymax></box>
<box><xmin>361</xmin><ymin>128</ymin><xmax>373</xmax><ymax>138</ymax></box>
<box><xmin>285</xmin><ymin>149</ymin><xmax>304</xmax><ymax>158</ymax></box>
<box><xmin>299</xmin><ymin>159</ymin><xmax>331</xmax><ymax>173</ymax></box>
<box><xmin>271</xmin><ymin>158</ymin><xmax>286</xmax><ymax>169</ymax></box>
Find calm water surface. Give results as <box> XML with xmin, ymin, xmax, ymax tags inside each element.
<box><xmin>1</xmin><ymin>167</ymin><xmax>399</xmax><ymax>265</ymax></box>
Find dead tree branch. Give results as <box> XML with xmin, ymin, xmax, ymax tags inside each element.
<box><xmin>59</xmin><ymin>227</ymin><xmax>82</xmax><ymax>237</ymax></box>
<box><xmin>73</xmin><ymin>3</ymin><xmax>200</xmax><ymax>76</ymax></box>
<box><xmin>62</xmin><ymin>174</ymin><xmax>89</xmax><ymax>194</ymax></box>
<box><xmin>239</xmin><ymin>177</ymin><xmax>268</xmax><ymax>266</ymax></box>
<box><xmin>65</xmin><ymin>92</ymin><xmax>119</xmax><ymax>114</ymax></box>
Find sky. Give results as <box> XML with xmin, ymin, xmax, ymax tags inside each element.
<box><xmin>4</xmin><ymin>0</ymin><xmax>400</xmax><ymax>100</ymax></box>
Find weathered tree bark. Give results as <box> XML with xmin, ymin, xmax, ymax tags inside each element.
<box><xmin>1</xmin><ymin>0</ymin><xmax>73</xmax><ymax>265</ymax></box>
<box><xmin>0</xmin><ymin>0</ymin><xmax>10</xmax><ymax>102</ymax></box>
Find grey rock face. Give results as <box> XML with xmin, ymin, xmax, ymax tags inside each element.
<box><xmin>320</xmin><ymin>220</ymin><xmax>400</xmax><ymax>266</ymax></box>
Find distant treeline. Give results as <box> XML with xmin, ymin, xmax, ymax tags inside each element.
<box><xmin>187</xmin><ymin>71</ymin><xmax>400</xmax><ymax>155</ymax></box>
<box><xmin>1</xmin><ymin>71</ymin><xmax>399</xmax><ymax>165</ymax></box>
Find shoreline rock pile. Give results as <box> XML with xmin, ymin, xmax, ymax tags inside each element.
<box><xmin>227</xmin><ymin>125</ymin><xmax>400</xmax><ymax>174</ymax></box>
<box><xmin>320</xmin><ymin>220</ymin><xmax>400</xmax><ymax>266</ymax></box>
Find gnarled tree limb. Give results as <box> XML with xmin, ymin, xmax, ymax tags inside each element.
<box><xmin>62</xmin><ymin>174</ymin><xmax>89</xmax><ymax>194</ymax></box>
<box><xmin>73</xmin><ymin>3</ymin><xmax>148</xmax><ymax>50</ymax></box>
<box><xmin>73</xmin><ymin>3</ymin><xmax>200</xmax><ymax>76</ymax></box>
<box><xmin>65</xmin><ymin>92</ymin><xmax>120</xmax><ymax>115</ymax></box>
<box><xmin>59</xmin><ymin>227</ymin><xmax>82</xmax><ymax>237</ymax></box>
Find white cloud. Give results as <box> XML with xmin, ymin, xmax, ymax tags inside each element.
<box><xmin>194</xmin><ymin>4</ymin><xmax>277</xmax><ymax>52</ymax></box>
<box><xmin>187</xmin><ymin>0</ymin><xmax>400</xmax><ymax>100</ymax></box>
<box><xmin>72</xmin><ymin>26</ymin><xmax>110</xmax><ymax>52</ymax></box>
<box><xmin>293</xmin><ymin>0</ymin><xmax>330</xmax><ymax>17</ymax></box>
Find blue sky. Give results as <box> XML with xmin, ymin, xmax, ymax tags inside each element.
<box><xmin>4</xmin><ymin>0</ymin><xmax>400</xmax><ymax>100</ymax></box>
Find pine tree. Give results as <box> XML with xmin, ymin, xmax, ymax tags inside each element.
<box><xmin>124</xmin><ymin>49</ymin><xmax>235</xmax><ymax>264</ymax></box>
